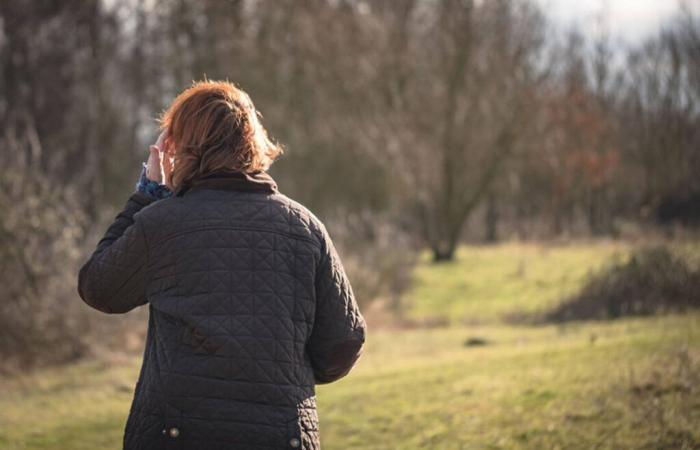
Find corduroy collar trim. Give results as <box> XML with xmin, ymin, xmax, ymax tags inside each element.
<box><xmin>173</xmin><ymin>169</ymin><xmax>278</xmax><ymax>197</ymax></box>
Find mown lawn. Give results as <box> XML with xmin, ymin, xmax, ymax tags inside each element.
<box><xmin>1</xmin><ymin>242</ymin><xmax>699</xmax><ymax>449</ymax></box>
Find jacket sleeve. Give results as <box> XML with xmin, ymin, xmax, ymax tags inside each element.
<box><xmin>306</xmin><ymin>224</ymin><xmax>367</xmax><ymax>384</ymax></box>
<box><xmin>77</xmin><ymin>191</ymin><xmax>156</xmax><ymax>314</ymax></box>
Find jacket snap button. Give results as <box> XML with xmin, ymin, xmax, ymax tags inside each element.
<box><xmin>168</xmin><ymin>427</ymin><xmax>180</xmax><ymax>438</ymax></box>
<box><xmin>289</xmin><ymin>437</ymin><xmax>300</xmax><ymax>448</ymax></box>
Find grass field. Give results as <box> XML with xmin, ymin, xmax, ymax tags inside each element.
<box><xmin>406</xmin><ymin>241</ymin><xmax>632</xmax><ymax>324</ymax></box>
<box><xmin>1</xmin><ymin>241</ymin><xmax>699</xmax><ymax>449</ymax></box>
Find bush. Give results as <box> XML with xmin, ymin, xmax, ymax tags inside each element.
<box><xmin>0</xmin><ymin>164</ymin><xmax>91</xmax><ymax>372</ymax></box>
<box><xmin>327</xmin><ymin>210</ymin><xmax>419</xmax><ymax>317</ymax></box>
<box><xmin>544</xmin><ymin>245</ymin><xmax>700</xmax><ymax>322</ymax></box>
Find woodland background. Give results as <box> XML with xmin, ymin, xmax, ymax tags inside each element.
<box><xmin>1</xmin><ymin>1</ymin><xmax>700</xmax><ymax>448</ymax></box>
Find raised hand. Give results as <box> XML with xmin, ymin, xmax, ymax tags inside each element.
<box><xmin>146</xmin><ymin>130</ymin><xmax>174</xmax><ymax>186</ymax></box>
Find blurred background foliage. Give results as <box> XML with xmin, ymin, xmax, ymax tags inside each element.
<box><xmin>1</xmin><ymin>2</ymin><xmax>700</xmax><ymax>448</ymax></box>
<box><xmin>0</xmin><ymin>0</ymin><xmax>700</xmax><ymax>370</ymax></box>
<box><xmin>0</xmin><ymin>0</ymin><xmax>699</xmax><ymax>390</ymax></box>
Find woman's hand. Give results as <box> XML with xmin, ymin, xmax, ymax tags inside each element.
<box><xmin>146</xmin><ymin>130</ymin><xmax>174</xmax><ymax>187</ymax></box>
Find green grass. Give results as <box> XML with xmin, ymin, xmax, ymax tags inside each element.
<box><xmin>1</xmin><ymin>314</ymin><xmax>698</xmax><ymax>449</ymax></box>
<box><xmin>317</xmin><ymin>314</ymin><xmax>700</xmax><ymax>449</ymax></box>
<box><xmin>406</xmin><ymin>241</ymin><xmax>631</xmax><ymax>324</ymax></box>
<box><xmin>2</xmin><ymin>241</ymin><xmax>699</xmax><ymax>449</ymax></box>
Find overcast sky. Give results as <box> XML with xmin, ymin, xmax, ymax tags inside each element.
<box><xmin>536</xmin><ymin>0</ymin><xmax>696</xmax><ymax>43</ymax></box>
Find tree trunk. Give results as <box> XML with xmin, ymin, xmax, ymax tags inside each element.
<box><xmin>484</xmin><ymin>190</ymin><xmax>498</xmax><ymax>242</ymax></box>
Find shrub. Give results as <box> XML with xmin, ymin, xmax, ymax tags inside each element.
<box><xmin>544</xmin><ymin>245</ymin><xmax>700</xmax><ymax>322</ymax></box>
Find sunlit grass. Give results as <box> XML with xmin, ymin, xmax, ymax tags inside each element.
<box><xmin>1</xmin><ymin>314</ymin><xmax>698</xmax><ymax>449</ymax></box>
<box><xmin>317</xmin><ymin>313</ymin><xmax>699</xmax><ymax>449</ymax></box>
<box><xmin>406</xmin><ymin>241</ymin><xmax>631</xmax><ymax>324</ymax></box>
<box><xmin>2</xmin><ymin>241</ymin><xmax>699</xmax><ymax>449</ymax></box>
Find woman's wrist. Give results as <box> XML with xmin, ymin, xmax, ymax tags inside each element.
<box><xmin>135</xmin><ymin>162</ymin><xmax>173</xmax><ymax>200</ymax></box>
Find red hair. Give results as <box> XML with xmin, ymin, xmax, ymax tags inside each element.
<box><xmin>158</xmin><ymin>80</ymin><xmax>283</xmax><ymax>189</ymax></box>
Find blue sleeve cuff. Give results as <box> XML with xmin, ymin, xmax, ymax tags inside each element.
<box><xmin>135</xmin><ymin>162</ymin><xmax>173</xmax><ymax>200</ymax></box>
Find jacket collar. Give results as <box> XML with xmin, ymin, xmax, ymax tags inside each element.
<box><xmin>173</xmin><ymin>168</ymin><xmax>278</xmax><ymax>197</ymax></box>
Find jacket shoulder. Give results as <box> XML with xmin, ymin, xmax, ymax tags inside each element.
<box><xmin>130</xmin><ymin>195</ymin><xmax>176</xmax><ymax>226</ymax></box>
<box><xmin>133</xmin><ymin>192</ymin><xmax>327</xmax><ymax>247</ymax></box>
<box><xmin>271</xmin><ymin>193</ymin><xmax>328</xmax><ymax>242</ymax></box>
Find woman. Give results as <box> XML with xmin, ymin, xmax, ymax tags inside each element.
<box><xmin>77</xmin><ymin>80</ymin><xmax>367</xmax><ymax>450</ymax></box>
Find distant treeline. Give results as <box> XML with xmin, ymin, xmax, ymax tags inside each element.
<box><xmin>1</xmin><ymin>0</ymin><xmax>698</xmax><ymax>367</ymax></box>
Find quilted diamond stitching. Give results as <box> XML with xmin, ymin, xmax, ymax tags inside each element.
<box><xmin>78</xmin><ymin>187</ymin><xmax>366</xmax><ymax>450</ymax></box>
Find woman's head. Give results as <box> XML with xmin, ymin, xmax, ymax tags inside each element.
<box><xmin>158</xmin><ymin>79</ymin><xmax>283</xmax><ymax>189</ymax></box>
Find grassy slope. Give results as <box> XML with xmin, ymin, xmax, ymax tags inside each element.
<box><xmin>407</xmin><ymin>241</ymin><xmax>631</xmax><ymax>324</ymax></box>
<box><xmin>1</xmin><ymin>242</ymin><xmax>699</xmax><ymax>449</ymax></box>
<box><xmin>318</xmin><ymin>315</ymin><xmax>700</xmax><ymax>449</ymax></box>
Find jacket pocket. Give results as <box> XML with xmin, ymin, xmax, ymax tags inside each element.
<box><xmin>284</xmin><ymin>415</ymin><xmax>303</xmax><ymax>448</ymax></box>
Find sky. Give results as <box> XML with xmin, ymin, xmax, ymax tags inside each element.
<box><xmin>536</xmin><ymin>0</ymin><xmax>697</xmax><ymax>43</ymax></box>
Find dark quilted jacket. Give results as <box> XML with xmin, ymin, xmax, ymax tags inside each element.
<box><xmin>77</xmin><ymin>169</ymin><xmax>367</xmax><ymax>450</ymax></box>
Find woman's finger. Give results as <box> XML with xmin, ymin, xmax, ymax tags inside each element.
<box><xmin>146</xmin><ymin>145</ymin><xmax>162</xmax><ymax>182</ymax></box>
<box><xmin>161</xmin><ymin>149</ymin><xmax>173</xmax><ymax>187</ymax></box>
<box><xmin>154</xmin><ymin>130</ymin><xmax>168</xmax><ymax>151</ymax></box>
